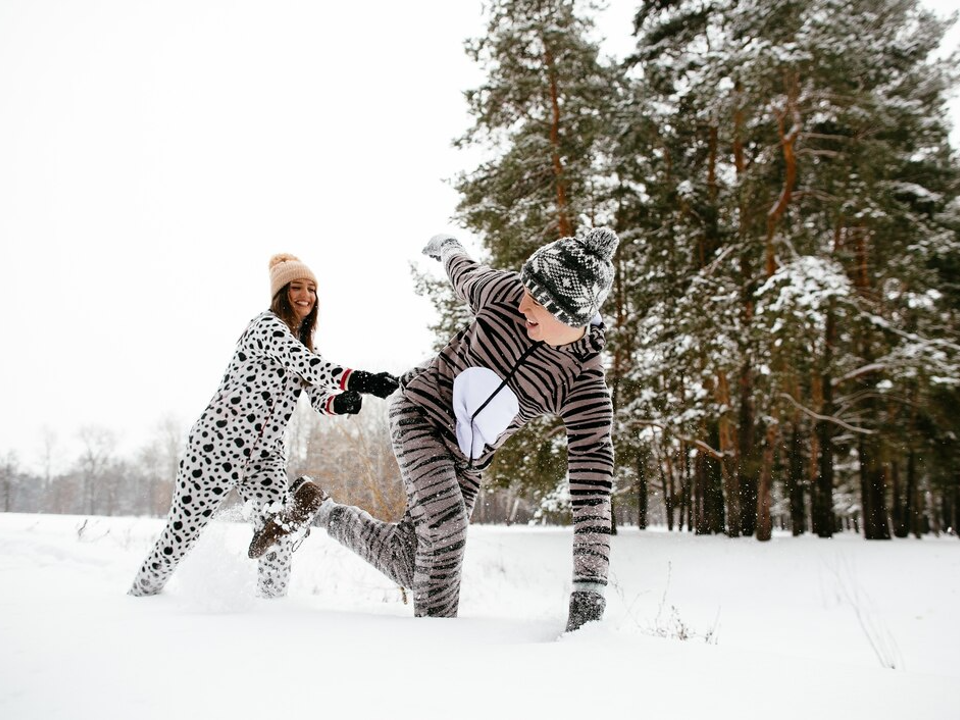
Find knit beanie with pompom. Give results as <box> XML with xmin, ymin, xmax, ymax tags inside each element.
<box><xmin>520</xmin><ymin>227</ymin><xmax>620</xmax><ymax>327</ymax></box>
<box><xmin>269</xmin><ymin>254</ymin><xmax>317</xmax><ymax>298</ymax></box>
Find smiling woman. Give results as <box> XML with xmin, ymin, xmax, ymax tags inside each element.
<box><xmin>127</xmin><ymin>253</ymin><xmax>400</xmax><ymax>600</ymax></box>
<box><xmin>288</xmin><ymin>281</ymin><xmax>316</xmax><ymax>321</ymax></box>
<box><xmin>268</xmin><ymin>254</ymin><xmax>319</xmax><ymax>350</ymax></box>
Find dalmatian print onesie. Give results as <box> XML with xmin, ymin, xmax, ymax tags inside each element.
<box><xmin>129</xmin><ymin>310</ymin><xmax>352</xmax><ymax>598</ymax></box>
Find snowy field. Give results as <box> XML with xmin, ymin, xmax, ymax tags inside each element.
<box><xmin>1</xmin><ymin>512</ymin><xmax>957</xmax><ymax>719</ymax></box>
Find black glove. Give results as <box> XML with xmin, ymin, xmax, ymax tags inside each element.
<box><xmin>332</xmin><ymin>390</ymin><xmax>362</xmax><ymax>415</ymax></box>
<box><xmin>348</xmin><ymin>370</ymin><xmax>400</xmax><ymax>399</ymax></box>
<box><xmin>565</xmin><ymin>591</ymin><xmax>606</xmax><ymax>632</ymax></box>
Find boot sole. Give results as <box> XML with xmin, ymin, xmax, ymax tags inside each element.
<box><xmin>248</xmin><ymin>483</ymin><xmax>327</xmax><ymax>559</ymax></box>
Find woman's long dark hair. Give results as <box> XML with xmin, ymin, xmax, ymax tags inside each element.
<box><xmin>271</xmin><ymin>284</ymin><xmax>318</xmax><ymax>352</ymax></box>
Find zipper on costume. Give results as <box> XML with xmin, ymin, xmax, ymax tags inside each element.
<box><xmin>467</xmin><ymin>341</ymin><xmax>543</xmax><ymax>469</ymax></box>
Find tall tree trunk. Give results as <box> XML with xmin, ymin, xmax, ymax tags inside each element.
<box><xmin>858</xmin><ymin>434</ymin><xmax>891</xmax><ymax>540</ymax></box>
<box><xmin>751</xmin><ymin>76</ymin><xmax>801</xmax><ymax>537</ymax></box>
<box><xmin>696</xmin><ymin>424</ymin><xmax>726</xmax><ymax>534</ymax></box>
<box><xmin>738</xmin><ymin>361</ymin><xmax>759</xmax><ymax>537</ymax></box>
<box><xmin>786</xmin><ymin>425</ymin><xmax>806</xmax><ymax>535</ymax></box>
<box><xmin>694</xmin><ymin>450</ymin><xmax>706</xmax><ymax>534</ymax></box>
<box><xmin>727</xmin><ymin>83</ymin><xmax>748</xmax><ymax>539</ymax></box>
<box><xmin>905</xmin><ymin>450</ymin><xmax>920</xmax><ymax>538</ymax></box>
<box><xmin>707</xmin><ymin>123</ymin><xmax>718</xmax><ymax>206</ymax></box>
<box><xmin>855</xmin><ymin>319</ymin><xmax>891</xmax><ymax>540</ymax></box>
<box><xmin>710</xmin><ymin>457</ymin><xmax>726</xmax><ymax>534</ymax></box>
<box><xmin>707</xmin><ymin>424</ymin><xmax>726</xmax><ymax>534</ymax></box>
<box><xmin>658</xmin><ymin>450</ymin><xmax>675</xmax><ymax>531</ymax></box>
<box><xmin>892</xmin><ymin>459</ymin><xmax>908</xmax><ymax>538</ymax></box>
<box><xmin>701</xmin><ymin>122</ymin><xmax>720</xmax><ymax>267</ymax></box>
<box><xmin>637</xmin><ymin>452</ymin><xmax>648</xmax><ymax>530</ymax></box>
<box><xmin>931</xmin><ymin>489</ymin><xmax>942</xmax><ymax>536</ymax></box>
<box><xmin>765</xmin><ymin>71</ymin><xmax>801</xmax><ymax>277</ymax></box>
<box><xmin>814</xmin><ymin>417</ymin><xmax>836</xmax><ymax>538</ymax></box>
<box><xmin>813</xmin><ymin>309</ymin><xmax>836</xmax><ymax>537</ymax></box>
<box><xmin>678</xmin><ymin>442</ymin><xmax>690</xmax><ymax>532</ymax></box>
<box><xmin>716</xmin><ymin>372</ymin><xmax>741</xmax><ymax>537</ymax></box>
<box><xmin>808</xmin><ymin>416</ymin><xmax>821</xmax><ymax>534</ymax></box>
<box><xmin>756</xmin><ymin>423</ymin><xmax>779</xmax><ymax>541</ymax></box>
<box><xmin>948</xmin><ymin>466</ymin><xmax>960</xmax><ymax>540</ymax></box>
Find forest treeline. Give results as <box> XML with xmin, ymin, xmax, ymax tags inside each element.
<box><xmin>419</xmin><ymin>0</ymin><xmax>960</xmax><ymax>540</ymax></box>
<box><xmin>3</xmin><ymin>0</ymin><xmax>959</xmax><ymax>540</ymax></box>
<box><xmin>0</xmin><ymin>405</ymin><xmax>545</xmax><ymax>527</ymax></box>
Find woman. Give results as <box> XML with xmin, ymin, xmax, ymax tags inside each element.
<box><xmin>250</xmin><ymin>230</ymin><xmax>617</xmax><ymax>631</ymax></box>
<box><xmin>129</xmin><ymin>253</ymin><xmax>398</xmax><ymax>598</ymax></box>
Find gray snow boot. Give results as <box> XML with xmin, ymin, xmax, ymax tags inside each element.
<box><xmin>248</xmin><ymin>476</ymin><xmax>328</xmax><ymax>559</ymax></box>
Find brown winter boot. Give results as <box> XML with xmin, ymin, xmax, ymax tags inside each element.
<box><xmin>248</xmin><ymin>477</ymin><xmax>329</xmax><ymax>559</ymax></box>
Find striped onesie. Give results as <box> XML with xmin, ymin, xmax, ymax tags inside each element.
<box><xmin>319</xmin><ymin>247</ymin><xmax>614</xmax><ymax>617</ymax></box>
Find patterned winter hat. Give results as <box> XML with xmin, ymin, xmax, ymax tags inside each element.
<box><xmin>269</xmin><ymin>253</ymin><xmax>317</xmax><ymax>298</ymax></box>
<box><xmin>520</xmin><ymin>227</ymin><xmax>620</xmax><ymax>327</ymax></box>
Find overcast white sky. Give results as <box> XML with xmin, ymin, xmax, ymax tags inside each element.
<box><xmin>1</xmin><ymin>0</ymin><xmax>957</xmax><ymax>472</ymax></box>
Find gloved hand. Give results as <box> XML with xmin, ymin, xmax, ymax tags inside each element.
<box><xmin>421</xmin><ymin>234</ymin><xmax>462</xmax><ymax>261</ymax></box>
<box><xmin>331</xmin><ymin>390</ymin><xmax>362</xmax><ymax>415</ymax></box>
<box><xmin>348</xmin><ymin>370</ymin><xmax>400</xmax><ymax>398</ymax></box>
<box><xmin>565</xmin><ymin>591</ymin><xmax>606</xmax><ymax>632</ymax></box>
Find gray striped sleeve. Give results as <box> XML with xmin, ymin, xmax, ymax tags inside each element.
<box><xmin>442</xmin><ymin>248</ymin><xmax>516</xmax><ymax>314</ymax></box>
<box><xmin>561</xmin><ymin>364</ymin><xmax>614</xmax><ymax>590</ymax></box>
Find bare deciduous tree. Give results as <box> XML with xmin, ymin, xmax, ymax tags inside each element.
<box><xmin>76</xmin><ymin>425</ymin><xmax>117</xmax><ymax>516</ymax></box>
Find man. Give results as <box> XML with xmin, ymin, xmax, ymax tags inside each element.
<box><xmin>251</xmin><ymin>228</ymin><xmax>618</xmax><ymax>631</ymax></box>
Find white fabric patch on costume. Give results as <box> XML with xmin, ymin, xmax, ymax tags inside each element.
<box><xmin>452</xmin><ymin>367</ymin><xmax>520</xmax><ymax>460</ymax></box>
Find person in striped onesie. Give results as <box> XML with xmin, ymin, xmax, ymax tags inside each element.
<box><xmin>250</xmin><ymin>228</ymin><xmax>618</xmax><ymax>630</ymax></box>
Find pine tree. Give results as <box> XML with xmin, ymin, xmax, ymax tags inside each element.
<box><xmin>455</xmin><ymin>0</ymin><xmax>620</xmax><ymax>261</ymax></box>
<box><xmin>621</xmin><ymin>0</ymin><xmax>960</xmax><ymax>538</ymax></box>
<box><xmin>422</xmin><ymin>0</ymin><xmax>960</xmax><ymax>536</ymax></box>
<box><xmin>450</xmin><ymin>0</ymin><xmax>623</xmax><ymax>503</ymax></box>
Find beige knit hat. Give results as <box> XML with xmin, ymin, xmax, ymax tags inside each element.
<box><xmin>269</xmin><ymin>253</ymin><xmax>317</xmax><ymax>298</ymax></box>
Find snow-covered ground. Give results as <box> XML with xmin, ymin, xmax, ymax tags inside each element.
<box><xmin>1</xmin><ymin>512</ymin><xmax>957</xmax><ymax>719</ymax></box>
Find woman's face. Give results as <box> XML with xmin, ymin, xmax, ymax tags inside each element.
<box><xmin>287</xmin><ymin>280</ymin><xmax>317</xmax><ymax>322</ymax></box>
<box><xmin>517</xmin><ymin>289</ymin><xmax>585</xmax><ymax>346</ymax></box>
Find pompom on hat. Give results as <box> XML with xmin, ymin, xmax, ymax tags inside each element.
<box><xmin>269</xmin><ymin>253</ymin><xmax>317</xmax><ymax>298</ymax></box>
<box><xmin>520</xmin><ymin>227</ymin><xmax>620</xmax><ymax>327</ymax></box>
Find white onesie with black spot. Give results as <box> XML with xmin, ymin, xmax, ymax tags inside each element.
<box><xmin>129</xmin><ymin>310</ymin><xmax>348</xmax><ymax>598</ymax></box>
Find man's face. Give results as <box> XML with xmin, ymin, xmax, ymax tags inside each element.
<box><xmin>518</xmin><ymin>289</ymin><xmax>585</xmax><ymax>346</ymax></box>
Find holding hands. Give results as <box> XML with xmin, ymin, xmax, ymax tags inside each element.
<box><xmin>332</xmin><ymin>371</ymin><xmax>399</xmax><ymax>415</ymax></box>
<box><xmin>348</xmin><ymin>370</ymin><xmax>400</xmax><ymax>398</ymax></box>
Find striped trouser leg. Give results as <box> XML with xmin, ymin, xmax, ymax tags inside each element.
<box><xmin>323</xmin><ymin>394</ymin><xmax>480</xmax><ymax>617</ymax></box>
<box><xmin>324</xmin><ymin>505</ymin><xmax>417</xmax><ymax>588</ymax></box>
